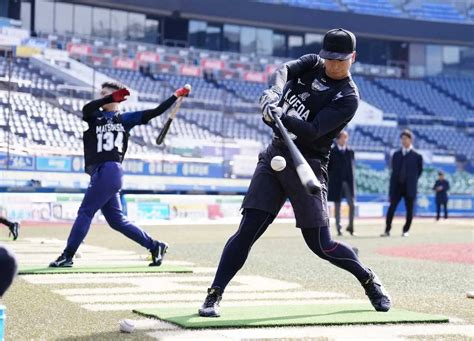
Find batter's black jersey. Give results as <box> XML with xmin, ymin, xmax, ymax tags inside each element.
<box><xmin>83</xmin><ymin>112</ymin><xmax>129</xmax><ymax>171</ymax></box>
<box><xmin>276</xmin><ymin>54</ymin><xmax>360</xmax><ymax>162</ymax></box>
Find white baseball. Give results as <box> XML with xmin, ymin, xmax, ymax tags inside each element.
<box><xmin>119</xmin><ymin>319</ymin><xmax>135</xmax><ymax>333</ymax></box>
<box><xmin>184</xmin><ymin>84</ymin><xmax>192</xmax><ymax>91</ymax></box>
<box><xmin>271</xmin><ymin>156</ymin><xmax>286</xmax><ymax>172</ymax></box>
<box><xmin>75</xmin><ymin>252</ymin><xmax>82</xmax><ymax>259</ymax></box>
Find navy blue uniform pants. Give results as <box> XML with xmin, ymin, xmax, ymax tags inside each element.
<box><xmin>64</xmin><ymin>162</ymin><xmax>156</xmax><ymax>257</ymax></box>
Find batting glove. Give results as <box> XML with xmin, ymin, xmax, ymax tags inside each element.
<box><xmin>260</xmin><ymin>89</ymin><xmax>281</xmax><ymax>122</ymax></box>
<box><xmin>175</xmin><ymin>86</ymin><xmax>191</xmax><ymax>97</ymax></box>
<box><xmin>111</xmin><ymin>88</ymin><xmax>130</xmax><ymax>102</ymax></box>
<box><xmin>262</xmin><ymin>104</ymin><xmax>284</xmax><ymax>123</ymax></box>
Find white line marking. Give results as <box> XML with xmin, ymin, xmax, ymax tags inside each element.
<box><xmin>83</xmin><ymin>299</ymin><xmax>365</xmax><ymax>312</ymax></box>
<box><xmin>64</xmin><ymin>291</ymin><xmax>349</xmax><ymax>303</ymax></box>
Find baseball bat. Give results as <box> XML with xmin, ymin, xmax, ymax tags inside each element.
<box><xmin>156</xmin><ymin>84</ymin><xmax>191</xmax><ymax>145</ymax></box>
<box><xmin>269</xmin><ymin>108</ymin><xmax>321</xmax><ymax>194</ymax></box>
<box><xmin>156</xmin><ymin>97</ymin><xmax>182</xmax><ymax>145</ymax></box>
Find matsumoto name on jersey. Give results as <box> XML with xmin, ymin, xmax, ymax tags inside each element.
<box><xmin>96</xmin><ymin>122</ymin><xmax>126</xmax><ymax>134</ymax></box>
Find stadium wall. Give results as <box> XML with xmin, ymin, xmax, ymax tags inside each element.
<box><xmin>1</xmin><ymin>192</ymin><xmax>473</xmax><ymax>225</ymax></box>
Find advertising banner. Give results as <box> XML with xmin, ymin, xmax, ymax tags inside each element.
<box><xmin>137</xmin><ymin>51</ymin><xmax>160</xmax><ymax>63</ymax></box>
<box><xmin>180</xmin><ymin>65</ymin><xmax>201</xmax><ymax>77</ymax></box>
<box><xmin>66</xmin><ymin>43</ymin><xmax>92</xmax><ymax>56</ymax></box>
<box><xmin>201</xmin><ymin>59</ymin><xmax>225</xmax><ymax>70</ymax></box>
<box><xmin>112</xmin><ymin>57</ymin><xmax>138</xmax><ymax>70</ymax></box>
<box><xmin>243</xmin><ymin>71</ymin><xmax>267</xmax><ymax>83</ymax></box>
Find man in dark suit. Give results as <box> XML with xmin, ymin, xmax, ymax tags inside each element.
<box><xmin>433</xmin><ymin>171</ymin><xmax>450</xmax><ymax>220</ymax></box>
<box><xmin>381</xmin><ymin>130</ymin><xmax>423</xmax><ymax>237</ymax></box>
<box><xmin>328</xmin><ymin>131</ymin><xmax>356</xmax><ymax>236</ymax></box>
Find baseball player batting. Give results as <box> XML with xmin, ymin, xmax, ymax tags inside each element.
<box><xmin>199</xmin><ymin>28</ymin><xmax>391</xmax><ymax>317</ymax></box>
<box><xmin>49</xmin><ymin>82</ymin><xmax>190</xmax><ymax>268</ymax></box>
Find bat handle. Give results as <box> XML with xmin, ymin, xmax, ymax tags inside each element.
<box><xmin>171</xmin><ymin>97</ymin><xmax>184</xmax><ymax>119</ymax></box>
<box><xmin>296</xmin><ymin>163</ymin><xmax>322</xmax><ymax>193</ymax></box>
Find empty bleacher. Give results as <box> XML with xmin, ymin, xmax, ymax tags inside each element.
<box><xmin>256</xmin><ymin>0</ymin><xmax>472</xmax><ymax>23</ymax></box>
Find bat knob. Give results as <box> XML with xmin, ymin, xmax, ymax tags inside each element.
<box><xmin>305</xmin><ymin>181</ymin><xmax>321</xmax><ymax>195</ymax></box>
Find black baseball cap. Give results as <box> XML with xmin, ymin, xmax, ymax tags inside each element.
<box><xmin>319</xmin><ymin>28</ymin><xmax>356</xmax><ymax>60</ymax></box>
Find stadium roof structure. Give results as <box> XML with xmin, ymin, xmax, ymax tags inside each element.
<box><xmin>61</xmin><ymin>0</ymin><xmax>474</xmax><ymax>46</ymax></box>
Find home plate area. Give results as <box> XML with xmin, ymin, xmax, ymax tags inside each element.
<box><xmin>13</xmin><ymin>238</ymin><xmax>474</xmax><ymax>339</ymax></box>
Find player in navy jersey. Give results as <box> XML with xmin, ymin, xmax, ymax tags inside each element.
<box><xmin>199</xmin><ymin>29</ymin><xmax>391</xmax><ymax>317</ymax></box>
<box><xmin>49</xmin><ymin>82</ymin><xmax>190</xmax><ymax>267</ymax></box>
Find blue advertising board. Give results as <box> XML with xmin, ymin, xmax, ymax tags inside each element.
<box><xmin>357</xmin><ymin>194</ymin><xmax>474</xmax><ymax>217</ymax></box>
<box><xmin>1</xmin><ymin>153</ymin><xmax>224</xmax><ymax>178</ymax></box>
<box><xmin>136</xmin><ymin>202</ymin><xmax>170</xmax><ymax>220</ymax></box>
<box><xmin>0</xmin><ymin>153</ymin><xmax>34</xmax><ymax>170</ymax></box>
<box><xmin>36</xmin><ymin>156</ymin><xmax>72</xmax><ymax>172</ymax></box>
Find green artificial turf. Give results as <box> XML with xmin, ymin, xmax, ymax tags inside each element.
<box><xmin>19</xmin><ymin>264</ymin><xmax>192</xmax><ymax>274</ymax></box>
<box><xmin>134</xmin><ymin>303</ymin><xmax>449</xmax><ymax>329</ymax></box>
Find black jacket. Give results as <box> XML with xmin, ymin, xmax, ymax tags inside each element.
<box><xmin>433</xmin><ymin>179</ymin><xmax>450</xmax><ymax>203</ymax></box>
<box><xmin>389</xmin><ymin>149</ymin><xmax>423</xmax><ymax>200</ymax></box>
<box><xmin>328</xmin><ymin>146</ymin><xmax>355</xmax><ymax>202</ymax></box>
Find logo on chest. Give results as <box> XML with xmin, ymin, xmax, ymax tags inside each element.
<box><xmin>311</xmin><ymin>78</ymin><xmax>330</xmax><ymax>92</ymax></box>
<box><xmin>283</xmin><ymin>89</ymin><xmax>311</xmax><ymax>120</ymax></box>
<box><xmin>299</xmin><ymin>92</ymin><xmax>311</xmax><ymax>101</ymax></box>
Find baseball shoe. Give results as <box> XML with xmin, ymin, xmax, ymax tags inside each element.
<box><xmin>49</xmin><ymin>253</ymin><xmax>74</xmax><ymax>267</ymax></box>
<box><xmin>380</xmin><ymin>231</ymin><xmax>390</xmax><ymax>237</ymax></box>
<box><xmin>337</xmin><ymin>229</ymin><xmax>343</xmax><ymax>236</ymax></box>
<box><xmin>402</xmin><ymin>232</ymin><xmax>409</xmax><ymax>237</ymax></box>
<box><xmin>199</xmin><ymin>287</ymin><xmax>223</xmax><ymax>317</ymax></box>
<box><xmin>149</xmin><ymin>241</ymin><xmax>168</xmax><ymax>266</ymax></box>
<box><xmin>9</xmin><ymin>222</ymin><xmax>19</xmax><ymax>241</ymax></box>
<box><xmin>362</xmin><ymin>269</ymin><xmax>391</xmax><ymax>312</ymax></box>
<box><xmin>346</xmin><ymin>226</ymin><xmax>357</xmax><ymax>236</ymax></box>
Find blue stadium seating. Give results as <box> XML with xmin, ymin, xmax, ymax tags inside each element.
<box><xmin>255</xmin><ymin>0</ymin><xmax>472</xmax><ymax>23</ymax></box>
<box><xmin>373</xmin><ymin>77</ymin><xmax>473</xmax><ymax>120</ymax></box>
<box><xmin>427</xmin><ymin>76</ymin><xmax>474</xmax><ymax>110</ymax></box>
<box><xmin>258</xmin><ymin>0</ymin><xmax>343</xmax><ymax>11</ymax></box>
<box><xmin>341</xmin><ymin>0</ymin><xmax>404</xmax><ymax>18</ymax></box>
<box><xmin>404</xmin><ymin>2</ymin><xmax>466</xmax><ymax>23</ymax></box>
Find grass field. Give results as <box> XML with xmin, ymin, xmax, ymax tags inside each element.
<box><xmin>1</xmin><ymin>217</ymin><xmax>473</xmax><ymax>340</ymax></box>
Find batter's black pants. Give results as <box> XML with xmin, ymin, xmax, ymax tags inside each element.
<box><xmin>211</xmin><ymin>208</ymin><xmax>370</xmax><ymax>291</ymax></box>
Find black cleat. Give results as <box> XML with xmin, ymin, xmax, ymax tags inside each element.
<box><xmin>9</xmin><ymin>222</ymin><xmax>19</xmax><ymax>241</ymax></box>
<box><xmin>149</xmin><ymin>241</ymin><xmax>168</xmax><ymax>267</ymax></box>
<box><xmin>380</xmin><ymin>231</ymin><xmax>390</xmax><ymax>237</ymax></box>
<box><xmin>337</xmin><ymin>229</ymin><xmax>343</xmax><ymax>236</ymax></box>
<box><xmin>199</xmin><ymin>287</ymin><xmax>223</xmax><ymax>317</ymax></box>
<box><xmin>49</xmin><ymin>253</ymin><xmax>74</xmax><ymax>268</ymax></box>
<box><xmin>362</xmin><ymin>269</ymin><xmax>391</xmax><ymax>312</ymax></box>
<box><xmin>346</xmin><ymin>226</ymin><xmax>356</xmax><ymax>236</ymax></box>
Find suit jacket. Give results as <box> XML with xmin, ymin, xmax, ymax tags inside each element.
<box><xmin>328</xmin><ymin>146</ymin><xmax>355</xmax><ymax>202</ymax></box>
<box><xmin>389</xmin><ymin>149</ymin><xmax>423</xmax><ymax>200</ymax></box>
<box><xmin>433</xmin><ymin>179</ymin><xmax>450</xmax><ymax>203</ymax></box>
